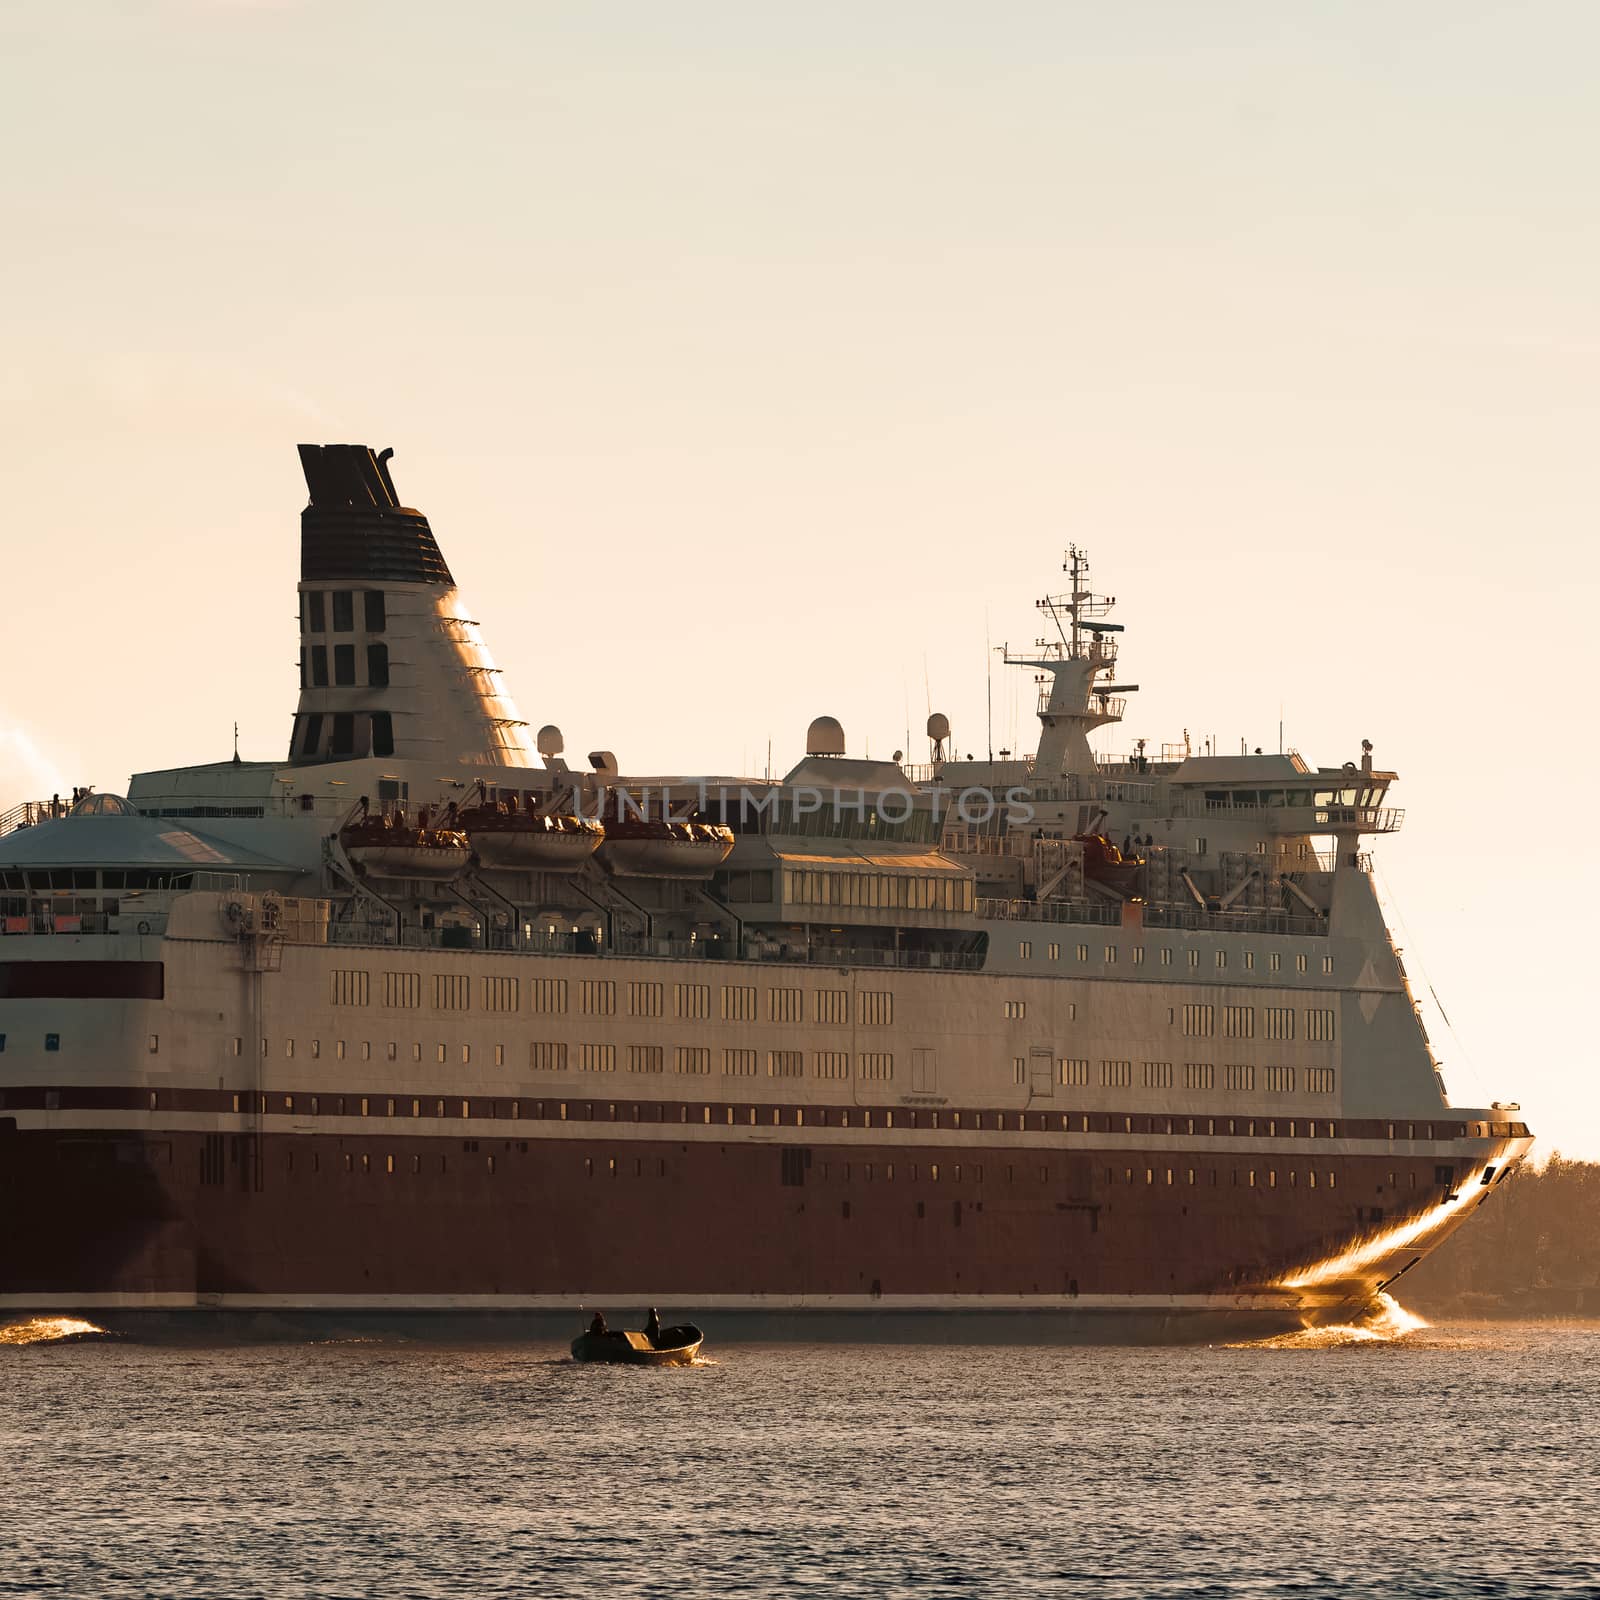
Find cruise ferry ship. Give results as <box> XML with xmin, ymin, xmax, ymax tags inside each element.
<box><xmin>0</xmin><ymin>444</ymin><xmax>1532</xmax><ymax>1338</ymax></box>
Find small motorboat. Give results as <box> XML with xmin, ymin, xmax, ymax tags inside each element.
<box><xmin>570</xmin><ymin>1322</ymin><xmax>704</xmax><ymax>1366</ymax></box>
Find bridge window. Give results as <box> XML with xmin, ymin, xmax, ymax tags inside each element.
<box><xmin>332</xmin><ymin>590</ymin><xmax>354</xmax><ymax>631</ymax></box>
<box><xmin>333</xmin><ymin>645</ymin><xmax>356</xmax><ymax>686</ymax></box>
<box><xmin>367</xmin><ymin>643</ymin><xmax>389</xmax><ymax>687</ymax></box>
<box><xmin>364</xmin><ymin>590</ymin><xmax>386</xmax><ymax>632</ymax></box>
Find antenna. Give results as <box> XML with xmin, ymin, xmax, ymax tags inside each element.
<box><xmin>985</xmin><ymin>612</ymin><xmax>994</xmax><ymax>762</ymax></box>
<box><xmin>232</xmin><ymin>721</ymin><xmax>241</xmax><ymax>766</ymax></box>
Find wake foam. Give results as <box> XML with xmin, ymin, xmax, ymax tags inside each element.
<box><xmin>0</xmin><ymin>1316</ymin><xmax>112</xmax><ymax>1347</ymax></box>
<box><xmin>1230</xmin><ymin>1292</ymin><xmax>1429</xmax><ymax>1350</ymax></box>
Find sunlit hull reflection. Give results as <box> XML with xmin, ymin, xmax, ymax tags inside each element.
<box><xmin>0</xmin><ymin>1315</ymin><xmax>112</xmax><ymax>1346</ymax></box>
<box><xmin>1277</xmin><ymin>1135</ymin><xmax>1533</xmax><ymax>1328</ymax></box>
<box><xmin>1230</xmin><ymin>1290</ymin><xmax>1429</xmax><ymax>1348</ymax></box>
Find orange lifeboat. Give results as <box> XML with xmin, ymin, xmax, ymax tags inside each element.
<box><xmin>457</xmin><ymin>797</ymin><xmax>604</xmax><ymax>873</ymax></box>
<box><xmin>340</xmin><ymin>805</ymin><xmax>470</xmax><ymax>882</ymax></box>
<box><xmin>600</xmin><ymin>815</ymin><xmax>735</xmax><ymax>880</ymax></box>
<box><xmin>1074</xmin><ymin>832</ymin><xmax>1143</xmax><ymax>894</ymax></box>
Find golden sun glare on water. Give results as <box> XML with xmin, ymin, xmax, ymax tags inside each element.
<box><xmin>0</xmin><ymin>1317</ymin><xmax>110</xmax><ymax>1346</ymax></box>
<box><xmin>1231</xmin><ymin>1292</ymin><xmax>1429</xmax><ymax>1350</ymax></box>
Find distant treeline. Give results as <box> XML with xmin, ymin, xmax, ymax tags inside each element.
<box><xmin>1405</xmin><ymin>1155</ymin><xmax>1600</xmax><ymax>1317</ymax></box>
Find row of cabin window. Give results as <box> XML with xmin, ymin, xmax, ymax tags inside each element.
<box><xmin>286</xmin><ymin>1151</ymin><xmax>519</xmax><ymax>1176</ymax></box>
<box><xmin>333</xmin><ymin>972</ymin><xmax>894</xmax><ymax>1026</ymax></box>
<box><xmin>782</xmin><ymin>869</ymin><xmax>974</xmax><ymax>913</ymax></box>
<box><xmin>1080</xmin><ymin>1113</ymin><xmax>1344</xmax><ymax>1139</ymax></box>
<box><xmin>282</xmin><ymin>1150</ymin><xmax>1439</xmax><ymax>1192</ymax></box>
<box><xmin>1046</xmin><ymin>1059</ymin><xmax>1336</xmax><ymax>1095</ymax></box>
<box><xmin>293</xmin><ymin>710</ymin><xmax>395</xmax><ymax>760</ymax></box>
<box><xmin>303</xmin><ymin>589</ymin><xmax>386</xmax><ymax>634</ymax></box>
<box><xmin>818</xmin><ymin>1160</ymin><xmax>987</xmax><ymax>1183</ymax></box>
<box><xmin>795</xmin><ymin>1161</ymin><xmax>1346</xmax><ymax>1191</ymax></box>
<box><xmin>233</xmin><ymin>1092</ymin><xmax>825</xmax><ymax>1129</ymax></box>
<box><xmin>815</xmin><ymin>1162</ymin><xmax>1340</xmax><ymax>1189</ymax></box>
<box><xmin>234</xmin><ymin>1037</ymin><xmax>499</xmax><ymax>1066</ymax></box>
<box><xmin>0</xmin><ymin>1033</ymin><xmax>58</xmax><ymax>1052</ymax></box>
<box><xmin>301</xmin><ymin>642</ymin><xmax>390</xmax><ymax>691</ymax></box>
<box><xmin>527</xmin><ymin>1043</ymin><xmax>895</xmax><ymax>1080</ymax></box>
<box><xmin>997</xmin><ymin>1000</ymin><xmax>1338</xmax><ymax>1044</ymax></box>
<box><xmin>1116</xmin><ymin>1166</ymin><xmax>1338</xmax><ymax>1189</ymax></box>
<box><xmin>1173</xmin><ymin>1004</ymin><xmax>1336</xmax><ymax>1042</ymax></box>
<box><xmin>231</xmin><ymin>1082</ymin><xmax>1344</xmax><ymax>1139</ymax></box>
<box><xmin>0</xmin><ymin>1085</ymin><xmax>1366</xmax><ymax>1143</ymax></box>
<box><xmin>1021</xmin><ymin>940</ymin><xmax>1333</xmax><ymax>976</ymax></box>
<box><xmin>583</xmin><ymin>1157</ymin><xmax>671</xmax><ymax>1178</ymax></box>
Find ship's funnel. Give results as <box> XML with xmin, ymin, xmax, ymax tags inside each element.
<box><xmin>288</xmin><ymin>445</ymin><xmax>532</xmax><ymax>769</ymax></box>
<box><xmin>298</xmin><ymin>444</ymin><xmax>453</xmax><ymax>586</ymax></box>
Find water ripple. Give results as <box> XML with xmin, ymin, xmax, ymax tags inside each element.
<box><xmin>2</xmin><ymin>1319</ymin><xmax>1597</xmax><ymax>1596</ymax></box>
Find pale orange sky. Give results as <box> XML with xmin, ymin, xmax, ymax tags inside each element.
<box><xmin>2</xmin><ymin>1</ymin><xmax>1597</xmax><ymax>1153</ymax></box>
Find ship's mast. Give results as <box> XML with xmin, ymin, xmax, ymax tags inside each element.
<box><xmin>1003</xmin><ymin>545</ymin><xmax>1138</xmax><ymax>779</ymax></box>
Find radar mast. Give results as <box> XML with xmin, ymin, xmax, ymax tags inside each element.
<box><xmin>1003</xmin><ymin>545</ymin><xmax>1139</xmax><ymax>778</ymax></box>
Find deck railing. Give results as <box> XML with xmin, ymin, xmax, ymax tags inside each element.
<box><xmin>324</xmin><ymin>921</ymin><xmax>986</xmax><ymax>971</ymax></box>
<box><xmin>1143</xmin><ymin>905</ymin><xmax>1325</xmax><ymax>937</ymax></box>
<box><xmin>977</xmin><ymin>897</ymin><xmax>1121</xmax><ymax>927</ymax></box>
<box><xmin>976</xmin><ymin>896</ymin><xmax>1328</xmax><ymax>938</ymax></box>
<box><xmin>0</xmin><ymin>799</ymin><xmax>64</xmax><ymax>838</ymax></box>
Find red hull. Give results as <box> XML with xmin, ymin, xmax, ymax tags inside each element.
<box><xmin>0</xmin><ymin>1109</ymin><xmax>1520</xmax><ymax>1328</ymax></box>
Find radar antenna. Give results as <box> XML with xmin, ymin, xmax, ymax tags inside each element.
<box><xmin>998</xmin><ymin>546</ymin><xmax>1140</xmax><ymax>778</ymax></box>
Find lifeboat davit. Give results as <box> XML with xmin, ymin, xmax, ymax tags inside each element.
<box><xmin>600</xmin><ymin>817</ymin><xmax>735</xmax><ymax>880</ymax></box>
<box><xmin>1074</xmin><ymin>832</ymin><xmax>1142</xmax><ymax>894</ymax></box>
<box><xmin>340</xmin><ymin>811</ymin><xmax>470</xmax><ymax>882</ymax></box>
<box><xmin>458</xmin><ymin>802</ymin><xmax>604</xmax><ymax>873</ymax></box>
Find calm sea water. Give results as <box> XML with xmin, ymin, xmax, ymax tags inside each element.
<box><xmin>2</xmin><ymin>1311</ymin><xmax>1597</xmax><ymax>1599</ymax></box>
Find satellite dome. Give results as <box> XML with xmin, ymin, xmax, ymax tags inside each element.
<box><xmin>926</xmin><ymin>712</ymin><xmax>951</xmax><ymax>742</ymax></box>
<box><xmin>806</xmin><ymin>716</ymin><xmax>846</xmax><ymax>757</ymax></box>
<box><xmin>536</xmin><ymin>725</ymin><xmax>564</xmax><ymax>757</ymax></box>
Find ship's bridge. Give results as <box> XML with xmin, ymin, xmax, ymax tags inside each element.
<box><xmin>1164</xmin><ymin>755</ymin><xmax>1403</xmax><ymax>837</ymax></box>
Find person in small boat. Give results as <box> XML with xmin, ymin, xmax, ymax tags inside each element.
<box><xmin>644</xmin><ymin>1307</ymin><xmax>662</xmax><ymax>1346</ymax></box>
<box><xmin>587</xmin><ymin>1311</ymin><xmax>608</xmax><ymax>1337</ymax></box>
